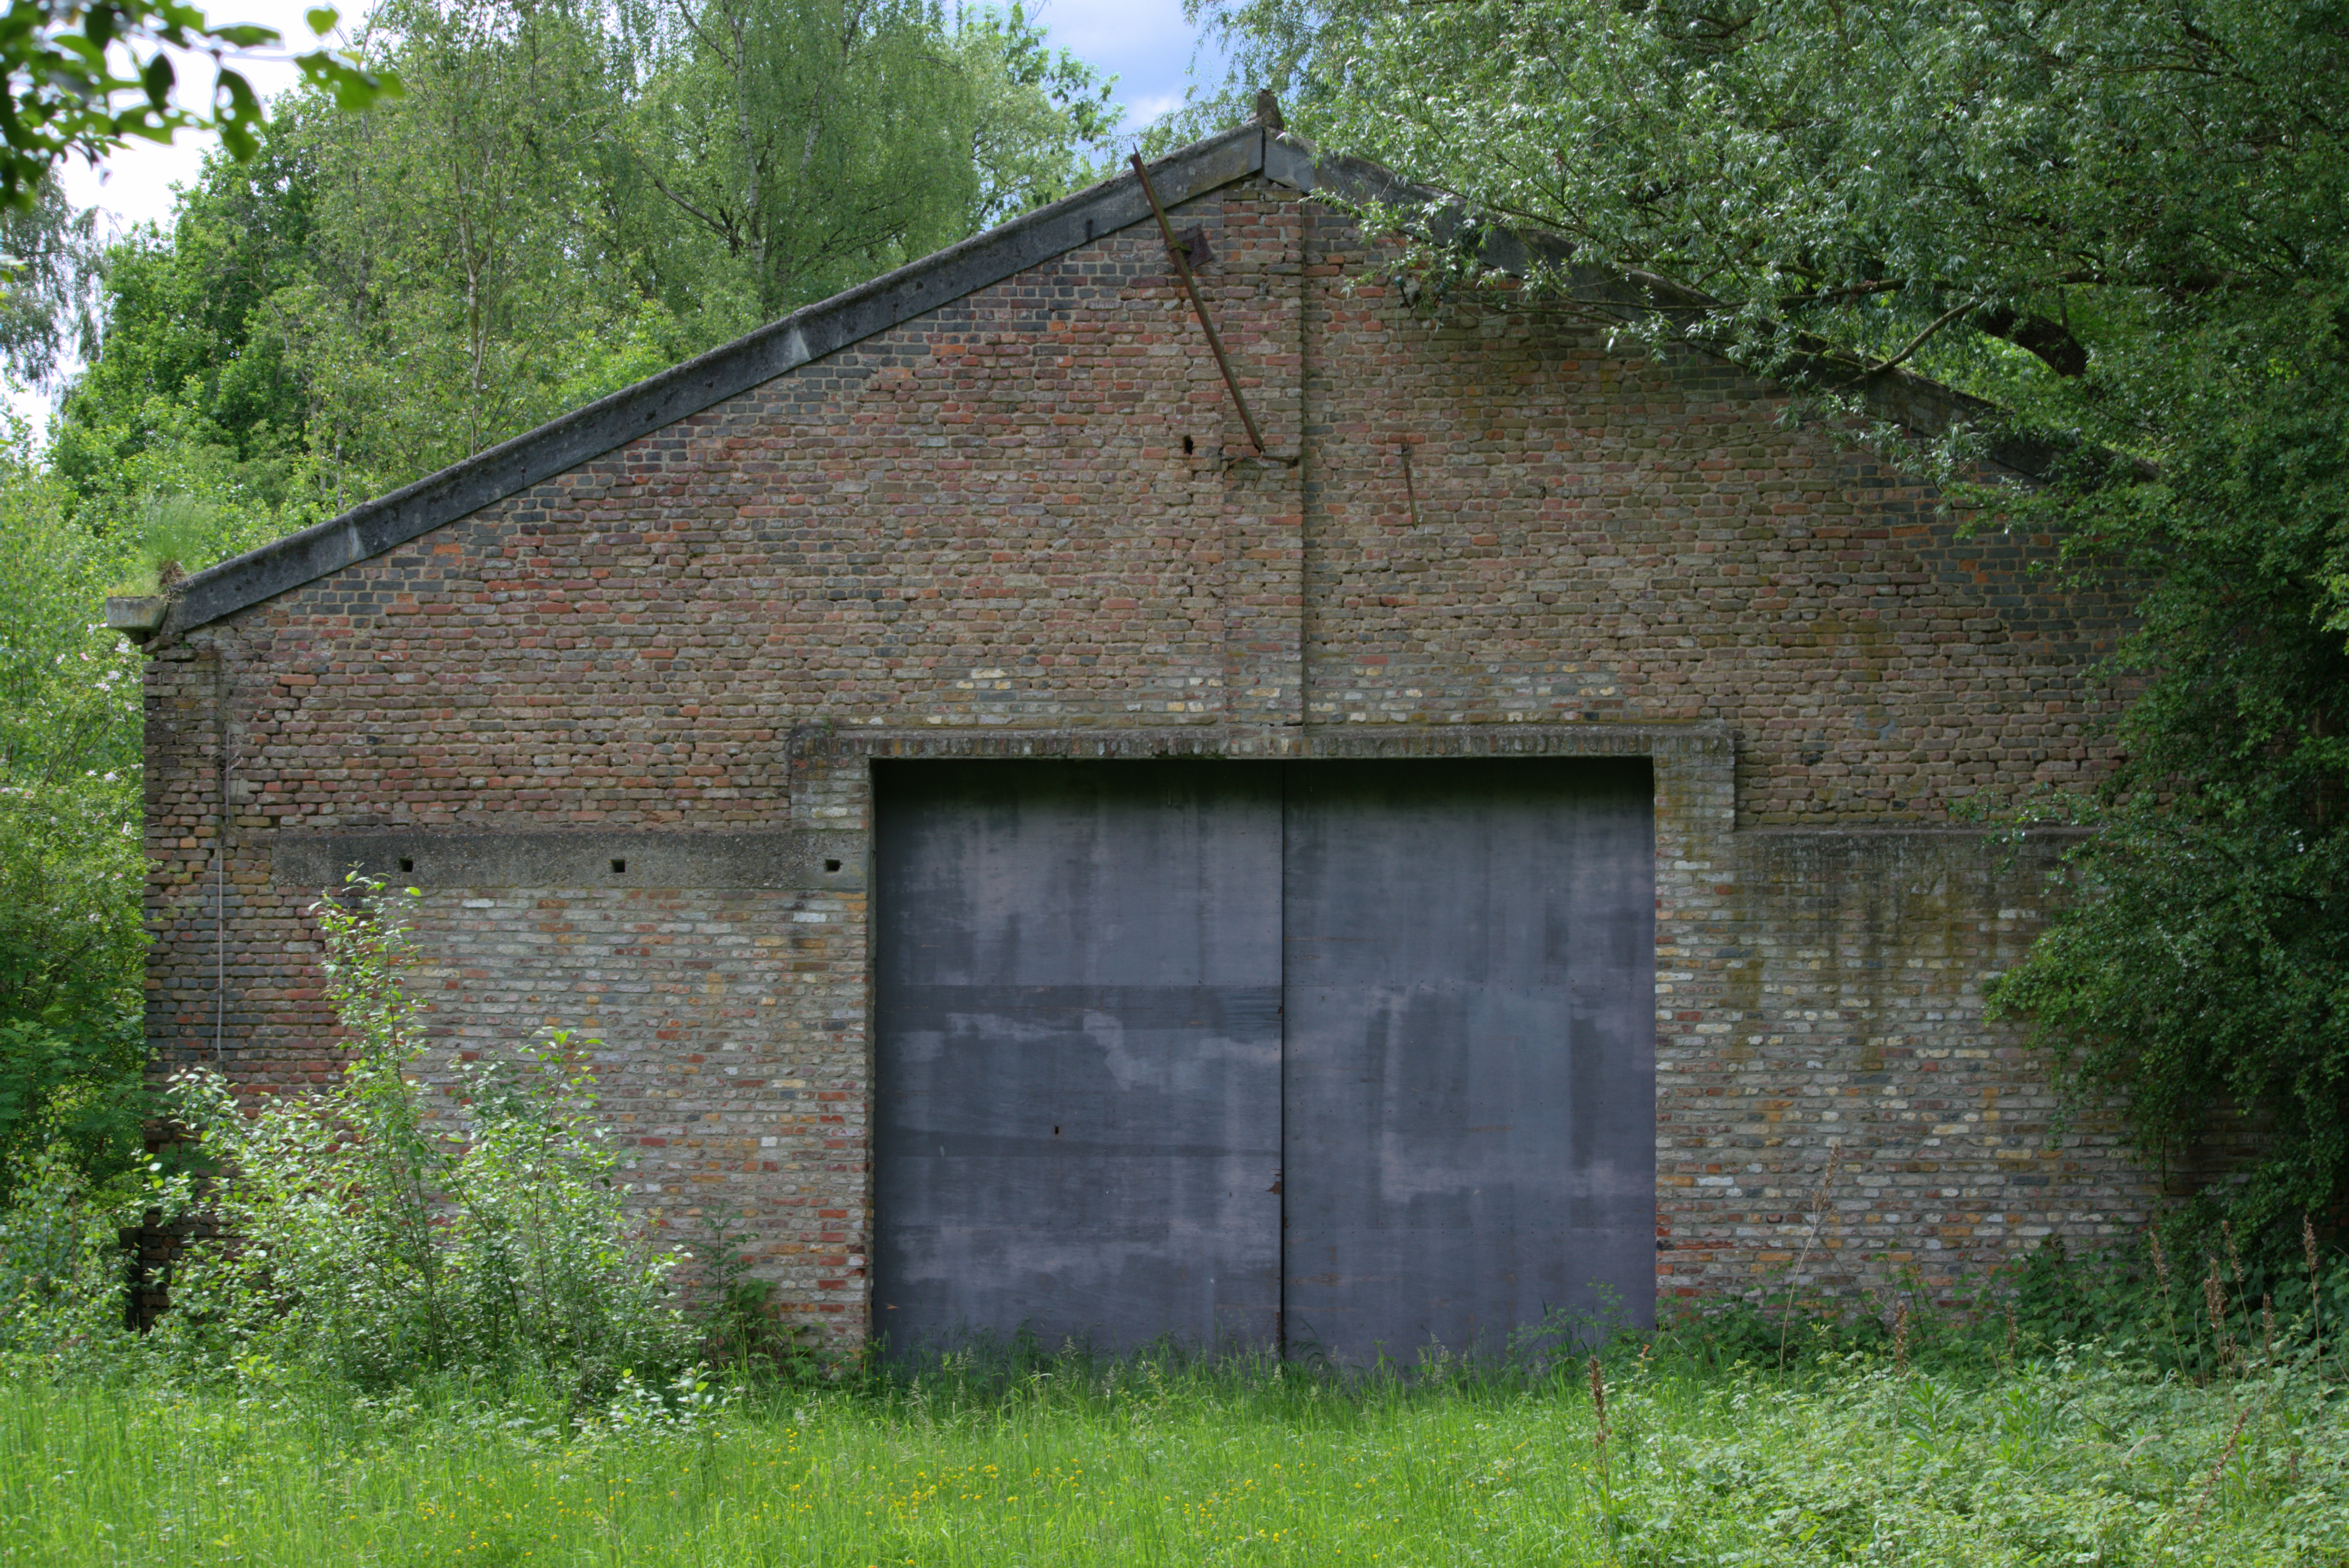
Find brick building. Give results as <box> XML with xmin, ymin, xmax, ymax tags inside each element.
<box><xmin>137</xmin><ymin>123</ymin><xmax>2150</xmax><ymax>1358</ymax></box>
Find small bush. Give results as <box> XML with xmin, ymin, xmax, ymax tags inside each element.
<box><xmin>0</xmin><ymin>1148</ymin><xmax>147</xmax><ymax>1374</ymax></box>
<box><xmin>145</xmin><ymin>876</ymin><xmax>695</xmax><ymax>1393</ymax></box>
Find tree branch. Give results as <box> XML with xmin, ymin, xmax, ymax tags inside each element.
<box><xmin>1973</xmin><ymin>305</ymin><xmax>2091</xmax><ymax>378</ymax></box>
<box><xmin>645</xmin><ymin>171</ymin><xmax>734</xmax><ymax>246</ymax></box>
<box><xmin>1872</xmin><ymin>296</ymin><xmax>1978</xmax><ymax>374</ymax></box>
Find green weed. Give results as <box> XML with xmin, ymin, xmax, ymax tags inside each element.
<box><xmin>1</xmin><ymin>1338</ymin><xmax>2342</xmax><ymax>1566</ymax></box>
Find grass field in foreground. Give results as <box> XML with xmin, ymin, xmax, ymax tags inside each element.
<box><xmin>2</xmin><ymin>1347</ymin><xmax>2344</xmax><ymax>1566</ymax></box>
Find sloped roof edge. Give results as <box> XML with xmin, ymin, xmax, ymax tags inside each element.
<box><xmin>160</xmin><ymin>123</ymin><xmax>1272</xmax><ymax>641</ymax></box>
<box><xmin>160</xmin><ymin>121</ymin><xmax>2057</xmax><ymax>641</ymax></box>
<box><xmin>1289</xmin><ymin>139</ymin><xmax>2066</xmax><ymax>483</ymax></box>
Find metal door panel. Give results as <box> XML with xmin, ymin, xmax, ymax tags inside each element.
<box><xmin>873</xmin><ymin>761</ymin><xmax>1283</xmax><ymax>1354</ymax></box>
<box><xmin>1281</xmin><ymin>759</ymin><xmax>1656</xmax><ymax>1361</ymax></box>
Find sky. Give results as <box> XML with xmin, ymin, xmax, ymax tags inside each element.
<box><xmin>13</xmin><ymin>0</ymin><xmax>1227</xmax><ymax>435</ymax></box>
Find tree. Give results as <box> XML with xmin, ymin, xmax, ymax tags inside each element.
<box><xmin>0</xmin><ymin>431</ymin><xmax>145</xmax><ymax>1198</ymax></box>
<box><xmin>952</xmin><ymin>2</ymin><xmax>1119</xmax><ymax>231</ymax></box>
<box><xmin>48</xmin><ymin>130</ymin><xmax>318</xmax><ymax>514</ymax></box>
<box><xmin>0</xmin><ymin>174</ymin><xmax>102</xmax><ymax>387</ymax></box>
<box><xmin>57</xmin><ymin>0</ymin><xmax>1121</xmax><ymax>510</ymax></box>
<box><xmin>627</xmin><ymin>0</ymin><xmax>977</xmax><ymax>319</ymax></box>
<box><xmin>278</xmin><ymin>0</ymin><xmax>663</xmax><ymax>496</ymax></box>
<box><xmin>0</xmin><ymin>0</ymin><xmax>396</xmax><ymax>205</ymax></box>
<box><xmin>1198</xmin><ymin>0</ymin><xmax>2349</xmax><ymax>1237</ymax></box>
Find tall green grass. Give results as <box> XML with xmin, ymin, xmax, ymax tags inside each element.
<box><xmin>4</xmin><ymin>1340</ymin><xmax>2342</xmax><ymax>1566</ymax></box>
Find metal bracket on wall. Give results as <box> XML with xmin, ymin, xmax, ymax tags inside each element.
<box><xmin>1128</xmin><ymin>152</ymin><xmax>1297</xmax><ymax>467</ymax></box>
<box><xmin>1398</xmin><ymin>442</ymin><xmax>1424</xmax><ymax>529</ymax></box>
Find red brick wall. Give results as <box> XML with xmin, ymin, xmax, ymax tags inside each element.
<box><xmin>1297</xmin><ymin>205</ymin><xmax>2124</xmax><ymax>820</ymax></box>
<box><xmin>143</xmin><ymin>174</ymin><xmax>2151</xmax><ymax>1342</ymax></box>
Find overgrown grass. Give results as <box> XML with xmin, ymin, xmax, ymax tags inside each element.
<box><xmin>8</xmin><ymin>835</ymin><xmax>2346</xmax><ymax>1562</ymax></box>
<box><xmin>4</xmin><ymin>1335</ymin><xmax>2343</xmax><ymax>1566</ymax></box>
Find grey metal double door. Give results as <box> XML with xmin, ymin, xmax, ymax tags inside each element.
<box><xmin>873</xmin><ymin>759</ymin><xmax>1654</xmax><ymax>1362</ymax></box>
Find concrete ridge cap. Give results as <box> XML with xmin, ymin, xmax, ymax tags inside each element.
<box><xmin>158</xmin><ymin>123</ymin><xmax>1272</xmax><ymax>643</ymax></box>
<box><xmin>155</xmin><ymin>118</ymin><xmax>2091</xmax><ymax>644</ymax></box>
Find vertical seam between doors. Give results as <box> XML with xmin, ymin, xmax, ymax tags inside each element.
<box><xmin>1276</xmin><ymin>761</ymin><xmax>1289</xmax><ymax>1358</ymax></box>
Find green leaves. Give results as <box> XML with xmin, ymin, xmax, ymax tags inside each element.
<box><xmin>1989</xmin><ymin>361</ymin><xmax>2349</xmax><ymax>1236</ymax></box>
<box><xmin>626</xmin><ymin>0</ymin><xmax>987</xmax><ymax>319</ymax></box>
<box><xmin>292</xmin><ymin>36</ymin><xmax>396</xmax><ymax>114</ymax></box>
<box><xmin>0</xmin><ymin>0</ymin><xmax>399</xmax><ymax>208</ymax></box>
<box><xmin>155</xmin><ymin>879</ymin><xmax>692</xmax><ymax>1390</ymax></box>
<box><xmin>1204</xmin><ymin>0</ymin><xmax>2349</xmax><ymax>435</ymax></box>
<box><xmin>1203</xmin><ymin>0</ymin><xmax>2349</xmax><ymax>1228</ymax></box>
<box><xmin>0</xmin><ymin>447</ymin><xmax>149</xmax><ymax>1203</ymax></box>
<box><xmin>955</xmin><ymin>2</ymin><xmax>1121</xmax><ymax>229</ymax></box>
<box><xmin>57</xmin><ymin>0</ymin><xmax>1119</xmax><ymax>515</ymax></box>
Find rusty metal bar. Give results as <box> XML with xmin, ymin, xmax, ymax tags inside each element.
<box><xmin>1129</xmin><ymin>151</ymin><xmax>1271</xmax><ymax>458</ymax></box>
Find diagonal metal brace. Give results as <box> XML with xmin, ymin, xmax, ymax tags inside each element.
<box><xmin>1129</xmin><ymin>151</ymin><xmax>1283</xmax><ymax>461</ymax></box>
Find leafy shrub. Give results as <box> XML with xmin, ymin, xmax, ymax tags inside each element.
<box><xmin>0</xmin><ymin>769</ymin><xmax>149</xmax><ymax>1206</ymax></box>
<box><xmin>0</xmin><ymin>1148</ymin><xmax>147</xmax><ymax>1372</ymax></box>
<box><xmin>1997</xmin><ymin>1224</ymin><xmax>2349</xmax><ymax>1383</ymax></box>
<box><xmin>1649</xmin><ymin>1218</ymin><xmax>2349</xmax><ymax>1392</ymax></box>
<box><xmin>0</xmin><ymin>446</ymin><xmax>151</xmax><ymax>1202</ymax></box>
<box><xmin>149</xmin><ymin>877</ymin><xmax>694</xmax><ymax>1392</ymax></box>
<box><xmin>1604</xmin><ymin>1345</ymin><xmax>2349</xmax><ymax>1567</ymax></box>
<box><xmin>0</xmin><ymin>1010</ymin><xmax>147</xmax><ymax>1205</ymax></box>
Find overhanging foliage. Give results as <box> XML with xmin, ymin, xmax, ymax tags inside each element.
<box><xmin>1194</xmin><ymin>0</ymin><xmax>2349</xmax><ymax>1234</ymax></box>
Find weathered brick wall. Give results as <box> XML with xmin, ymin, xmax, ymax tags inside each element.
<box><xmin>1297</xmin><ymin>207</ymin><xmax>2126</xmax><ymax>822</ymax></box>
<box><xmin>143</xmin><ymin>171</ymin><xmax>2152</xmax><ymax>1343</ymax></box>
<box><xmin>1658</xmin><ymin>826</ymin><xmax>2144</xmax><ymax>1303</ymax></box>
<box><xmin>409</xmin><ymin>884</ymin><xmax>868</xmax><ymax>1316</ymax></box>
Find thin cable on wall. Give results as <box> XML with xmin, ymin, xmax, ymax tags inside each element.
<box><xmin>215</xmin><ymin>648</ymin><xmax>231</xmax><ymax>1065</ymax></box>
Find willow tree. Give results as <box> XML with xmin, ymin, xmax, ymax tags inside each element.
<box><xmin>1198</xmin><ymin>0</ymin><xmax>2349</xmax><ymax>1238</ymax></box>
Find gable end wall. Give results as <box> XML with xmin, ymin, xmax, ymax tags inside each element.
<box><xmin>142</xmin><ymin>174</ymin><xmax>2151</xmax><ymax>1340</ymax></box>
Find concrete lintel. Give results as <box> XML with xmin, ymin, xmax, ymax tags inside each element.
<box><xmin>272</xmin><ymin>829</ymin><xmax>868</xmax><ymax>892</ymax></box>
<box><xmin>1739</xmin><ymin>825</ymin><xmax>2095</xmax><ymax>839</ymax></box>
<box><xmin>801</xmin><ymin>720</ymin><xmax>1734</xmax><ymax>764</ymax></box>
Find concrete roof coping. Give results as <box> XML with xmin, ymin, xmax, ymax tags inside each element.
<box><xmin>153</xmin><ymin>119</ymin><xmax>2060</xmax><ymax>642</ymax></box>
<box><xmin>157</xmin><ymin>124</ymin><xmax>1271</xmax><ymax>643</ymax></box>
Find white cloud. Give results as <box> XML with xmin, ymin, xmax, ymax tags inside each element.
<box><xmin>1022</xmin><ymin>0</ymin><xmax>1223</xmax><ymax>130</ymax></box>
